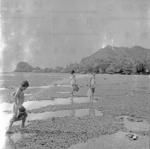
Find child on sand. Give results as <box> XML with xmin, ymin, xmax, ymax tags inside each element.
<box><xmin>7</xmin><ymin>80</ymin><xmax>29</xmax><ymax>133</ymax></box>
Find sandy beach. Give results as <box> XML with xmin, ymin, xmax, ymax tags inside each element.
<box><xmin>2</xmin><ymin>74</ymin><xmax>150</xmax><ymax>149</ymax></box>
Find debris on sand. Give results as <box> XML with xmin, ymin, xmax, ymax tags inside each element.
<box><xmin>126</xmin><ymin>133</ymin><xmax>139</xmax><ymax>141</ymax></box>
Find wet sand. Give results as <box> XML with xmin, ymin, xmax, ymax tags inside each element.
<box><xmin>13</xmin><ymin>114</ymin><xmax>123</xmax><ymax>149</ymax></box>
<box><xmin>7</xmin><ymin>111</ymin><xmax>150</xmax><ymax>149</ymax></box>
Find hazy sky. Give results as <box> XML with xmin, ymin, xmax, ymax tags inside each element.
<box><xmin>1</xmin><ymin>0</ymin><xmax>150</xmax><ymax>71</ymax></box>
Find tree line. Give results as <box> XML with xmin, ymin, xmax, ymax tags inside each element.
<box><xmin>14</xmin><ymin>58</ymin><xmax>150</xmax><ymax>75</ymax></box>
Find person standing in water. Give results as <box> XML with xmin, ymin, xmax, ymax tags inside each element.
<box><xmin>7</xmin><ymin>80</ymin><xmax>29</xmax><ymax>133</ymax></box>
<box><xmin>70</xmin><ymin>70</ymin><xmax>79</xmax><ymax>97</ymax></box>
<box><xmin>88</xmin><ymin>72</ymin><xmax>96</xmax><ymax>103</ymax></box>
<box><xmin>70</xmin><ymin>70</ymin><xmax>79</xmax><ymax>116</ymax></box>
<box><xmin>70</xmin><ymin>70</ymin><xmax>79</xmax><ymax>106</ymax></box>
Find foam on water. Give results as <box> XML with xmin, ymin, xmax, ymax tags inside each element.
<box><xmin>57</xmin><ymin>91</ymin><xmax>71</xmax><ymax>94</ymax></box>
<box><xmin>28</xmin><ymin>85</ymin><xmax>53</xmax><ymax>89</ymax></box>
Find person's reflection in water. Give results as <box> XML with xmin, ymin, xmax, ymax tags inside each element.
<box><xmin>4</xmin><ymin>134</ymin><xmax>17</xmax><ymax>149</ymax></box>
<box><xmin>70</xmin><ymin>100</ymin><xmax>75</xmax><ymax>117</ymax></box>
<box><xmin>71</xmin><ymin>109</ymin><xmax>75</xmax><ymax>117</ymax></box>
<box><xmin>89</xmin><ymin>105</ymin><xmax>95</xmax><ymax>117</ymax></box>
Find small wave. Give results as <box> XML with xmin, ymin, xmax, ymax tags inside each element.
<box><xmin>25</xmin><ymin>93</ymin><xmax>32</xmax><ymax>96</ymax></box>
<box><xmin>56</xmin><ymin>84</ymin><xmax>71</xmax><ymax>88</ymax></box>
<box><xmin>0</xmin><ymin>87</ymin><xmax>7</xmax><ymax>91</ymax></box>
<box><xmin>57</xmin><ymin>91</ymin><xmax>71</xmax><ymax>94</ymax></box>
<box><xmin>29</xmin><ymin>85</ymin><xmax>53</xmax><ymax>89</ymax></box>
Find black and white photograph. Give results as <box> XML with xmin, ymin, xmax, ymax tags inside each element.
<box><xmin>1</xmin><ymin>0</ymin><xmax>150</xmax><ymax>148</ymax></box>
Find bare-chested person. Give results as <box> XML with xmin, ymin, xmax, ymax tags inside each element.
<box><xmin>6</xmin><ymin>80</ymin><xmax>29</xmax><ymax>133</ymax></box>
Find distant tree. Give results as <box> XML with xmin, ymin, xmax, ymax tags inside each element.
<box><xmin>14</xmin><ymin>61</ymin><xmax>33</xmax><ymax>72</ymax></box>
<box><xmin>136</xmin><ymin>63</ymin><xmax>145</xmax><ymax>74</ymax></box>
<box><xmin>44</xmin><ymin>67</ymin><xmax>53</xmax><ymax>73</ymax></box>
<box><xmin>33</xmin><ymin>66</ymin><xmax>42</xmax><ymax>72</ymax></box>
<box><xmin>94</xmin><ymin>59</ymin><xmax>111</xmax><ymax>73</ymax></box>
<box><xmin>106</xmin><ymin>62</ymin><xmax>122</xmax><ymax>74</ymax></box>
<box><xmin>64</xmin><ymin>63</ymin><xmax>80</xmax><ymax>73</ymax></box>
<box><xmin>142</xmin><ymin>58</ymin><xmax>150</xmax><ymax>74</ymax></box>
<box><xmin>120</xmin><ymin>58</ymin><xmax>134</xmax><ymax>74</ymax></box>
<box><xmin>54</xmin><ymin>66</ymin><xmax>64</xmax><ymax>72</ymax></box>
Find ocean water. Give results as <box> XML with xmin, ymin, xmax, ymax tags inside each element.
<box><xmin>1</xmin><ymin>72</ymin><xmax>150</xmax><ymax>102</ymax></box>
<box><xmin>0</xmin><ymin>72</ymin><xmax>69</xmax><ymax>102</ymax></box>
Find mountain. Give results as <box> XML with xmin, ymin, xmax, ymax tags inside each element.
<box><xmin>14</xmin><ymin>45</ymin><xmax>150</xmax><ymax>74</ymax></box>
<box><xmin>80</xmin><ymin>45</ymin><xmax>150</xmax><ymax>74</ymax></box>
<box><xmin>81</xmin><ymin>45</ymin><xmax>149</xmax><ymax>65</ymax></box>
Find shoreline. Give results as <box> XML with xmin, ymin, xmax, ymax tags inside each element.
<box><xmin>3</xmin><ymin>73</ymin><xmax>150</xmax><ymax>148</ymax></box>
<box><xmin>7</xmin><ymin>71</ymin><xmax>150</xmax><ymax>76</ymax></box>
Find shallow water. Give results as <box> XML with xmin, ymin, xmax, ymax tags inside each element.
<box><xmin>2</xmin><ymin>97</ymin><xmax>93</xmax><ymax>112</ymax></box>
<box><xmin>27</xmin><ymin>97</ymin><xmax>76</xmax><ymax>107</ymax></box>
<box><xmin>0</xmin><ymin>100</ymin><xmax>57</xmax><ymax>112</ymax></box>
<box><xmin>116</xmin><ymin>116</ymin><xmax>150</xmax><ymax>132</ymax></box>
<box><xmin>27</xmin><ymin>108</ymin><xmax>103</xmax><ymax>121</ymax></box>
<box><xmin>1</xmin><ymin>97</ymin><xmax>102</xmax><ymax>126</ymax></box>
<box><xmin>2</xmin><ymin>108</ymin><xmax>103</xmax><ymax>128</ymax></box>
<box><xmin>0</xmin><ymin>85</ymin><xmax>53</xmax><ymax>91</ymax></box>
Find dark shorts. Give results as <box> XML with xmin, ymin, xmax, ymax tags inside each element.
<box><xmin>72</xmin><ymin>84</ymin><xmax>79</xmax><ymax>92</ymax></box>
<box><xmin>17</xmin><ymin>111</ymin><xmax>28</xmax><ymax>120</ymax></box>
<box><xmin>91</xmin><ymin>88</ymin><xmax>95</xmax><ymax>94</ymax></box>
<box><xmin>12</xmin><ymin>107</ymin><xmax>28</xmax><ymax>121</ymax></box>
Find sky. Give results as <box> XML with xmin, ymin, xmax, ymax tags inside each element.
<box><xmin>1</xmin><ymin>0</ymin><xmax>150</xmax><ymax>71</ymax></box>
